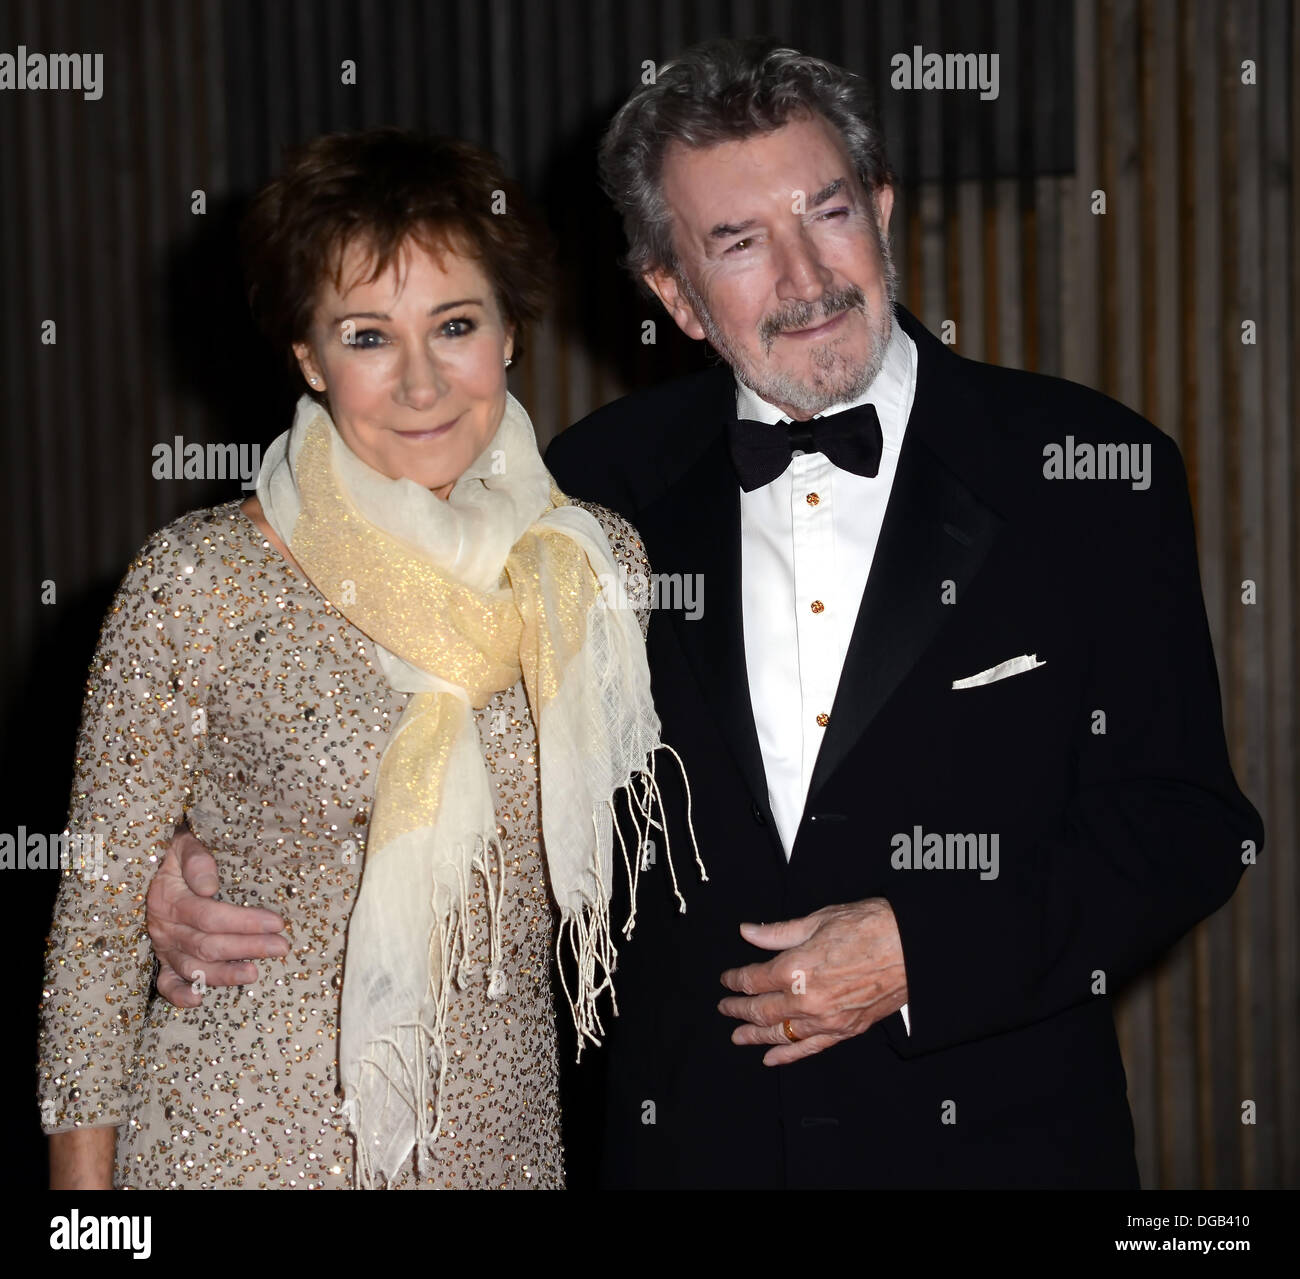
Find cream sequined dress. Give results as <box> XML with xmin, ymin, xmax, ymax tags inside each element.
<box><xmin>37</xmin><ymin>497</ymin><xmax>650</xmax><ymax>1189</ymax></box>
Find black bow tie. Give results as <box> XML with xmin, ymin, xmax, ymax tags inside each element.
<box><xmin>727</xmin><ymin>401</ymin><xmax>884</xmax><ymax>492</ymax></box>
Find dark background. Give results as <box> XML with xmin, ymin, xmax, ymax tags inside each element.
<box><xmin>0</xmin><ymin>0</ymin><xmax>1293</xmax><ymax>1190</ymax></box>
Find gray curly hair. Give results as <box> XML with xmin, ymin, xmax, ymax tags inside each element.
<box><xmin>599</xmin><ymin>37</ymin><xmax>893</xmax><ymax>282</ymax></box>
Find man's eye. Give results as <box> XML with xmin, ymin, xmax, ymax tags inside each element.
<box><xmin>817</xmin><ymin>208</ymin><xmax>850</xmax><ymax>221</ymax></box>
<box><xmin>726</xmin><ymin>238</ymin><xmax>754</xmax><ymax>255</ymax></box>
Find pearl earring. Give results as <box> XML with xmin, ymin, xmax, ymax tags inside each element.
<box><xmin>504</xmin><ymin>357</ymin><xmax>513</xmax><ymax>368</ymax></box>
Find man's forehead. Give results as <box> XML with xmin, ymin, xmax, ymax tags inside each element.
<box><xmin>659</xmin><ymin>117</ymin><xmax>858</xmax><ymax>220</ymax></box>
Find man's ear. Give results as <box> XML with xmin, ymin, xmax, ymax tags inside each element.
<box><xmin>642</xmin><ymin>267</ymin><xmax>708</xmax><ymax>342</ymax></box>
<box><xmin>873</xmin><ymin>183</ymin><xmax>896</xmax><ymax>237</ymax></box>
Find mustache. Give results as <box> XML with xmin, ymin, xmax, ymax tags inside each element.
<box><xmin>759</xmin><ymin>284</ymin><xmax>867</xmax><ymax>351</ymax></box>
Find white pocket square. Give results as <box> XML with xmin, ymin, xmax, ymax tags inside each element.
<box><xmin>952</xmin><ymin>653</ymin><xmax>1046</xmax><ymax>690</ymax></box>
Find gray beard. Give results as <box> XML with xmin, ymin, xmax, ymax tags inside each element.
<box><xmin>745</xmin><ymin>301</ymin><xmax>891</xmax><ymax>417</ymax></box>
<box><xmin>681</xmin><ymin>224</ymin><xmax>899</xmax><ymax>419</ymax></box>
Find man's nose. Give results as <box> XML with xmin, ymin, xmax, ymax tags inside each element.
<box><xmin>773</xmin><ymin>228</ymin><xmax>833</xmax><ymax>302</ymax></box>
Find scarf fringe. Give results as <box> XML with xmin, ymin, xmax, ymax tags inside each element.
<box><xmin>557</xmin><ymin>741</ymin><xmax>705</xmax><ymax>1062</ymax></box>
<box><xmin>345</xmin><ymin>742</ymin><xmax>704</xmax><ymax>1184</ymax></box>
<box><xmin>344</xmin><ymin>833</ymin><xmax>509</xmax><ymax>1189</ymax></box>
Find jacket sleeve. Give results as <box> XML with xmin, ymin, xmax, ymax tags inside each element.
<box><xmin>883</xmin><ymin>434</ymin><xmax>1262</xmax><ymax>1058</ymax></box>
<box><xmin>37</xmin><ymin>534</ymin><xmax>203</xmax><ymax>1131</ymax></box>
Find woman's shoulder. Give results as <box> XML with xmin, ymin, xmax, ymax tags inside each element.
<box><xmin>122</xmin><ymin>499</ymin><xmax>269</xmax><ymax>591</ymax></box>
<box><xmin>568</xmin><ymin>499</ymin><xmax>646</xmax><ymax>562</ymax></box>
<box><xmin>568</xmin><ymin>500</ymin><xmax>653</xmax><ymax>635</ymax></box>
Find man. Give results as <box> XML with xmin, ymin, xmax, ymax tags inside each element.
<box><xmin>147</xmin><ymin>39</ymin><xmax>1262</xmax><ymax>1188</ymax></box>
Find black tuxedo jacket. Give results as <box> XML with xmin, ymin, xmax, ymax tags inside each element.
<box><xmin>544</xmin><ymin>306</ymin><xmax>1263</xmax><ymax>1189</ymax></box>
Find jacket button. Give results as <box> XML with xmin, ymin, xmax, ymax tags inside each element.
<box><xmin>750</xmin><ymin>800</ymin><xmax>766</xmax><ymax>825</ymax></box>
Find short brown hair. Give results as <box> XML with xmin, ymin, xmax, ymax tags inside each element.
<box><xmin>241</xmin><ymin>128</ymin><xmax>553</xmax><ymax>380</ymax></box>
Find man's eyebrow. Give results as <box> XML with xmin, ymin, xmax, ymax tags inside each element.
<box><xmin>808</xmin><ymin>178</ymin><xmax>847</xmax><ymax>206</ymax></box>
<box><xmin>331</xmin><ymin>298</ymin><xmax>484</xmax><ymax>323</ymax></box>
<box><xmin>707</xmin><ymin>218</ymin><xmax>759</xmax><ymax>241</ymax></box>
<box><xmin>705</xmin><ymin>180</ymin><xmax>849</xmax><ymax>242</ymax></box>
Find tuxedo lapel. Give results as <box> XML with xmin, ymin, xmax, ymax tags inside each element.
<box><xmin>803</xmin><ymin>308</ymin><xmax>1010</xmax><ymax>808</ymax></box>
<box><xmin>804</xmin><ymin>436</ymin><xmax>1003</xmax><ymax>804</ymax></box>
<box><xmin>638</xmin><ymin>429</ymin><xmax>779</xmax><ymax>841</ymax></box>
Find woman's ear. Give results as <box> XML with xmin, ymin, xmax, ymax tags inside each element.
<box><xmin>293</xmin><ymin>341</ymin><xmax>324</xmax><ymax>391</ymax></box>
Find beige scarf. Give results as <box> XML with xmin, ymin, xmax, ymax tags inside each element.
<box><xmin>256</xmin><ymin>392</ymin><xmax>702</xmax><ymax>1187</ymax></box>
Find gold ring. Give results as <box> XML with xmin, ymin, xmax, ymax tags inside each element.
<box><xmin>782</xmin><ymin>1019</ymin><xmax>799</xmax><ymax>1043</ymax></box>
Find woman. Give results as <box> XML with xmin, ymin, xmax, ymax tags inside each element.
<box><xmin>38</xmin><ymin>128</ymin><xmax>694</xmax><ymax>1189</ymax></box>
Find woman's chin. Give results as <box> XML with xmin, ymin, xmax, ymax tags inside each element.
<box><xmin>409</xmin><ymin>473</ymin><xmax>459</xmax><ymax>497</ymax></box>
<box><xmin>375</xmin><ymin>457</ymin><xmax>463</xmax><ymax>494</ymax></box>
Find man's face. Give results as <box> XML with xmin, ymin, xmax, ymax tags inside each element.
<box><xmin>645</xmin><ymin>111</ymin><xmax>897</xmax><ymax>420</ymax></box>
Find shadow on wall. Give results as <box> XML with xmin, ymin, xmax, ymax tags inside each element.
<box><xmin>539</xmin><ymin>105</ymin><xmax>716</xmax><ymax>397</ymax></box>
<box><xmin>4</xmin><ymin>571</ymin><xmax>121</xmax><ymax>1191</ymax></box>
<box><xmin>161</xmin><ymin>193</ymin><xmax>300</xmax><ymax>453</ymax></box>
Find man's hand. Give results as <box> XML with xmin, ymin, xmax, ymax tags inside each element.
<box><xmin>717</xmin><ymin>897</ymin><xmax>907</xmax><ymax>1065</ymax></box>
<box><xmin>147</xmin><ymin>829</ymin><xmax>290</xmax><ymax>1009</ymax></box>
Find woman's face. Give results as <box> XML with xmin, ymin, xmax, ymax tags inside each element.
<box><xmin>292</xmin><ymin>235</ymin><xmax>513</xmax><ymax>499</ymax></box>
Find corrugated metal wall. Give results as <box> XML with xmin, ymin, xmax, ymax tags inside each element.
<box><xmin>1</xmin><ymin>0</ymin><xmax>1294</xmax><ymax>1189</ymax></box>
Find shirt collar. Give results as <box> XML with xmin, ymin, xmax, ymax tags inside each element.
<box><xmin>733</xmin><ymin>309</ymin><xmax>917</xmax><ymax>453</ymax></box>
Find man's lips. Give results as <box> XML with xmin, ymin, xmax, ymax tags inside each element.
<box><xmin>392</xmin><ymin>412</ymin><xmax>463</xmax><ymax>441</ymax></box>
<box><xmin>777</xmin><ymin>309</ymin><xmax>850</xmax><ymax>340</ymax></box>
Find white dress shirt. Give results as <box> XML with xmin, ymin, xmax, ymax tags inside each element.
<box><xmin>737</xmin><ymin>318</ymin><xmax>918</xmax><ymax>1033</ymax></box>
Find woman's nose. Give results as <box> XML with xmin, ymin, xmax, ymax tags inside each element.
<box><xmin>397</xmin><ymin>346</ymin><xmax>448</xmax><ymax>409</ymax></box>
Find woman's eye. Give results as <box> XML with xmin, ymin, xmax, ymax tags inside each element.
<box><xmin>348</xmin><ymin>328</ymin><xmax>386</xmax><ymax>349</ymax></box>
<box><xmin>441</xmin><ymin>316</ymin><xmax>477</xmax><ymax>337</ymax></box>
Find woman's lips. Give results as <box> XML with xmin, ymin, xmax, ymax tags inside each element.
<box><xmin>779</xmin><ymin>309</ymin><xmax>850</xmax><ymax>340</ymax></box>
<box><xmin>393</xmin><ymin>412</ymin><xmax>462</xmax><ymax>441</ymax></box>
